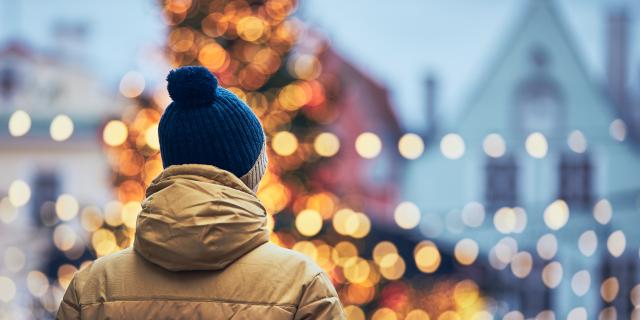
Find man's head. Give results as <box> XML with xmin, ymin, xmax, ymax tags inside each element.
<box><xmin>158</xmin><ymin>66</ymin><xmax>267</xmax><ymax>191</ymax></box>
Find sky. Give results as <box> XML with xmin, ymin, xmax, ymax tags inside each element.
<box><xmin>0</xmin><ymin>0</ymin><xmax>638</xmax><ymax>131</ymax></box>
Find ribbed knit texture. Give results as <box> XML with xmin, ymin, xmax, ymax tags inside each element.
<box><xmin>159</xmin><ymin>67</ymin><xmax>266</xmax><ymax>190</ymax></box>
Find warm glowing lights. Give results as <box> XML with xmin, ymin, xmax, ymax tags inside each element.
<box><xmin>609</xmin><ymin>119</ymin><xmax>626</xmax><ymax>141</ymax></box>
<box><xmin>542</xmin><ymin>262</ymin><xmax>563</xmax><ymax>288</ymax></box>
<box><xmin>607</xmin><ymin>230</ymin><xmax>626</xmax><ymax>257</ymax></box>
<box><xmin>600</xmin><ymin>277</ymin><xmax>619</xmax><ymax>303</ymax></box>
<box><xmin>343</xmin><ymin>258</ymin><xmax>371</xmax><ymax>284</ymax></box>
<box><xmin>461</xmin><ymin>202</ymin><xmax>485</xmax><ymax>228</ymax></box>
<box><xmin>8</xmin><ymin>110</ymin><xmax>31</xmax><ymax>137</ymax></box>
<box><xmin>103</xmin><ymin>120</ymin><xmax>129</xmax><ymax>147</ymax></box>
<box><xmin>414</xmin><ymin>241</ymin><xmax>441</xmax><ymax>273</ymax></box>
<box><xmin>398</xmin><ymin>133</ymin><xmax>425</xmax><ymax>160</ymax></box>
<box><xmin>567</xmin><ymin>130</ymin><xmax>587</xmax><ymax>153</ymax></box>
<box><xmin>578</xmin><ymin>230</ymin><xmax>597</xmax><ymax>257</ymax></box>
<box><xmin>295</xmin><ymin>209</ymin><xmax>323</xmax><ymax>237</ymax></box>
<box><xmin>483</xmin><ymin>133</ymin><xmax>506</xmax><ymax>158</ymax></box>
<box><xmin>289</xmin><ymin>54</ymin><xmax>322</xmax><ymax>80</ymax></box>
<box><xmin>355</xmin><ymin>132</ymin><xmax>382</xmax><ymax>159</ymax></box>
<box><xmin>571</xmin><ymin>270</ymin><xmax>591</xmax><ymax>296</ymax></box>
<box><xmin>3</xmin><ymin>247</ymin><xmax>25</xmax><ymax>273</ymax></box>
<box><xmin>373</xmin><ymin>241</ymin><xmax>398</xmax><ymax>266</ymax></box>
<box><xmin>81</xmin><ymin>206</ymin><xmax>104</xmax><ymax>232</ymax></box>
<box><xmin>92</xmin><ymin>228</ymin><xmax>118</xmax><ymax>257</ymax></box>
<box><xmin>313</xmin><ymin>132</ymin><xmax>340</xmax><ymax>157</ymax></box>
<box><xmin>593</xmin><ymin>199</ymin><xmax>612</xmax><ymax>225</ymax></box>
<box><xmin>198</xmin><ymin>43</ymin><xmax>229</xmax><ymax>71</ymax></box>
<box><xmin>440</xmin><ymin>133</ymin><xmax>465</xmax><ymax>159</ymax></box>
<box><xmin>56</xmin><ymin>194</ymin><xmax>79</xmax><ymax>221</ymax></box>
<box><xmin>0</xmin><ymin>276</ymin><xmax>16</xmax><ymax>303</ymax></box>
<box><xmin>543</xmin><ymin>199</ymin><xmax>569</xmax><ymax>230</ymax></box>
<box><xmin>119</xmin><ymin>71</ymin><xmax>146</xmax><ymax>98</ymax></box>
<box><xmin>567</xmin><ymin>307</ymin><xmax>587</xmax><ymax>320</ymax></box>
<box><xmin>237</xmin><ymin>16</ymin><xmax>268</xmax><ymax>42</ymax></box>
<box><xmin>272</xmin><ymin>131</ymin><xmax>298</xmax><ymax>156</ymax></box>
<box><xmin>8</xmin><ymin>179</ymin><xmax>31</xmax><ymax>207</ymax></box>
<box><xmin>379</xmin><ymin>254</ymin><xmax>405</xmax><ymax>280</ymax></box>
<box><xmin>53</xmin><ymin>224</ymin><xmax>77</xmax><ymax>251</ymax></box>
<box><xmin>344</xmin><ymin>305</ymin><xmax>366</xmax><ymax>320</ymax></box>
<box><xmin>121</xmin><ymin>201</ymin><xmax>142</xmax><ymax>229</ymax></box>
<box><xmin>371</xmin><ymin>308</ymin><xmax>397</xmax><ymax>320</ymax></box>
<box><xmin>536</xmin><ymin>233</ymin><xmax>557</xmax><ymax>260</ymax></box>
<box><xmin>145</xmin><ymin>124</ymin><xmax>160</xmax><ymax>150</ymax></box>
<box><xmin>525</xmin><ymin>132</ymin><xmax>547</xmax><ymax>159</ymax></box>
<box><xmin>26</xmin><ymin>271</ymin><xmax>49</xmax><ymax>297</ymax></box>
<box><xmin>631</xmin><ymin>284</ymin><xmax>640</xmax><ymax>307</ymax></box>
<box><xmin>453</xmin><ymin>280</ymin><xmax>479</xmax><ymax>308</ymax></box>
<box><xmin>393</xmin><ymin>201</ymin><xmax>421</xmax><ymax>229</ymax></box>
<box><xmin>0</xmin><ymin>198</ymin><xmax>17</xmax><ymax>224</ymax></box>
<box><xmin>454</xmin><ymin>238</ymin><xmax>479</xmax><ymax>266</ymax></box>
<box><xmin>494</xmin><ymin>207</ymin><xmax>516</xmax><ymax>234</ymax></box>
<box><xmin>50</xmin><ymin>114</ymin><xmax>74</xmax><ymax>141</ymax></box>
<box><xmin>510</xmin><ymin>251</ymin><xmax>533</xmax><ymax>278</ymax></box>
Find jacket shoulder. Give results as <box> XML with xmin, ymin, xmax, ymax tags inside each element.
<box><xmin>239</xmin><ymin>242</ymin><xmax>325</xmax><ymax>281</ymax></box>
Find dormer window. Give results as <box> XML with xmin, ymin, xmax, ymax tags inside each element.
<box><xmin>485</xmin><ymin>155</ymin><xmax>518</xmax><ymax>208</ymax></box>
<box><xmin>559</xmin><ymin>152</ymin><xmax>592</xmax><ymax>208</ymax></box>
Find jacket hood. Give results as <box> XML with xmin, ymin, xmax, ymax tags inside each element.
<box><xmin>133</xmin><ymin>164</ymin><xmax>269</xmax><ymax>271</ymax></box>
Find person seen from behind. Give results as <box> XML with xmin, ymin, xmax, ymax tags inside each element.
<box><xmin>56</xmin><ymin>66</ymin><xmax>345</xmax><ymax>320</ymax></box>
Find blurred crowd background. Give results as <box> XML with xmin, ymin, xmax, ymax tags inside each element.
<box><xmin>1</xmin><ymin>0</ymin><xmax>640</xmax><ymax>319</ymax></box>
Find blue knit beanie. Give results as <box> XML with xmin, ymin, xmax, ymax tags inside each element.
<box><xmin>158</xmin><ymin>66</ymin><xmax>267</xmax><ymax>191</ymax></box>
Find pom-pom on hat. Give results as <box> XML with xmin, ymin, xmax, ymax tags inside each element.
<box><xmin>158</xmin><ymin>66</ymin><xmax>267</xmax><ymax>191</ymax></box>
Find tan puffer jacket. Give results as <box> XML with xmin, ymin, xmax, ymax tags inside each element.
<box><xmin>56</xmin><ymin>164</ymin><xmax>345</xmax><ymax>319</ymax></box>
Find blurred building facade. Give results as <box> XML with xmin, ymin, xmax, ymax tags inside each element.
<box><xmin>404</xmin><ymin>0</ymin><xmax>640</xmax><ymax>318</ymax></box>
<box><xmin>0</xmin><ymin>40</ymin><xmax>122</xmax><ymax>316</ymax></box>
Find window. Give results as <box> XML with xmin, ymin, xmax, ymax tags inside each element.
<box><xmin>559</xmin><ymin>153</ymin><xmax>592</xmax><ymax>208</ymax></box>
<box><xmin>485</xmin><ymin>155</ymin><xmax>518</xmax><ymax>208</ymax></box>
<box><xmin>31</xmin><ymin>170</ymin><xmax>60</xmax><ymax>227</ymax></box>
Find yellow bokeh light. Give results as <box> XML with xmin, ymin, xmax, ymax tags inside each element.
<box><xmin>292</xmin><ymin>241</ymin><xmax>318</xmax><ymax>261</ymax></box>
<box><xmin>56</xmin><ymin>194</ymin><xmax>79</xmax><ymax>221</ymax></box>
<box><xmin>525</xmin><ymin>132</ymin><xmax>548</xmax><ymax>159</ymax></box>
<box><xmin>119</xmin><ymin>71</ymin><xmax>145</xmax><ymax>98</ymax></box>
<box><xmin>237</xmin><ymin>16</ymin><xmax>267</xmax><ymax>42</ymax></box>
<box><xmin>454</xmin><ymin>238</ymin><xmax>479</xmax><ymax>266</ymax></box>
<box><xmin>440</xmin><ymin>133</ymin><xmax>465</xmax><ymax>159</ymax></box>
<box><xmin>0</xmin><ymin>276</ymin><xmax>16</xmax><ymax>303</ymax></box>
<box><xmin>414</xmin><ymin>241</ymin><xmax>441</xmax><ymax>273</ymax></box>
<box><xmin>8</xmin><ymin>110</ymin><xmax>31</xmax><ymax>137</ymax></box>
<box><xmin>607</xmin><ymin>230</ymin><xmax>626</xmax><ymax>257</ymax></box>
<box><xmin>373</xmin><ymin>241</ymin><xmax>398</xmax><ymax>266</ymax></box>
<box><xmin>295</xmin><ymin>209</ymin><xmax>323</xmax><ymax>237</ymax></box>
<box><xmin>50</xmin><ymin>114</ymin><xmax>74</xmax><ymax>142</ymax></box>
<box><xmin>53</xmin><ymin>224</ymin><xmax>77</xmax><ymax>251</ymax></box>
<box><xmin>542</xmin><ymin>262</ymin><xmax>563</xmax><ymax>288</ymax></box>
<box><xmin>344</xmin><ymin>305</ymin><xmax>366</xmax><ymax>320</ymax></box>
<box><xmin>406</xmin><ymin>309</ymin><xmax>430</xmax><ymax>320</ymax></box>
<box><xmin>398</xmin><ymin>133</ymin><xmax>425</xmax><ymax>160</ymax></box>
<box><xmin>379</xmin><ymin>255</ymin><xmax>405</xmax><ymax>280</ymax></box>
<box><xmin>510</xmin><ymin>251</ymin><xmax>533</xmax><ymax>278</ymax></box>
<box><xmin>393</xmin><ymin>201</ymin><xmax>421</xmax><ymax>230</ymax></box>
<box><xmin>26</xmin><ymin>271</ymin><xmax>49</xmax><ymax>298</ymax></box>
<box><xmin>198</xmin><ymin>43</ymin><xmax>229</xmax><ymax>71</ymax></box>
<box><xmin>571</xmin><ymin>270</ymin><xmax>591</xmax><ymax>296</ymax></box>
<box><xmin>371</xmin><ymin>308</ymin><xmax>397</xmax><ymax>320</ymax></box>
<box><xmin>272</xmin><ymin>131</ymin><xmax>298</xmax><ymax>156</ymax></box>
<box><xmin>543</xmin><ymin>199</ymin><xmax>569</xmax><ymax>230</ymax></box>
<box><xmin>145</xmin><ymin>124</ymin><xmax>160</xmax><ymax>150</ymax></box>
<box><xmin>483</xmin><ymin>133</ymin><xmax>506</xmax><ymax>158</ymax></box>
<box><xmin>600</xmin><ymin>277</ymin><xmax>619</xmax><ymax>303</ymax></box>
<box><xmin>92</xmin><ymin>228</ymin><xmax>117</xmax><ymax>257</ymax></box>
<box><xmin>453</xmin><ymin>280</ymin><xmax>479</xmax><ymax>308</ymax></box>
<box><xmin>332</xmin><ymin>241</ymin><xmax>358</xmax><ymax>267</ymax></box>
<box><xmin>314</xmin><ymin>132</ymin><xmax>340</xmax><ymax>157</ymax></box>
<box><xmin>8</xmin><ymin>179</ymin><xmax>31</xmax><ymax>207</ymax></box>
<box><xmin>121</xmin><ymin>201</ymin><xmax>142</xmax><ymax>229</ymax></box>
<box><xmin>355</xmin><ymin>132</ymin><xmax>382</xmax><ymax>159</ymax></box>
<box><xmin>493</xmin><ymin>207</ymin><xmax>516</xmax><ymax>234</ymax></box>
<box><xmin>343</xmin><ymin>258</ymin><xmax>371</xmax><ymax>284</ymax></box>
<box><xmin>103</xmin><ymin>120</ymin><xmax>129</xmax><ymax>147</ymax></box>
<box><xmin>81</xmin><ymin>206</ymin><xmax>104</xmax><ymax>232</ymax></box>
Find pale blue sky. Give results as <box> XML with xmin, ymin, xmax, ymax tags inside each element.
<box><xmin>1</xmin><ymin>0</ymin><xmax>638</xmax><ymax>131</ymax></box>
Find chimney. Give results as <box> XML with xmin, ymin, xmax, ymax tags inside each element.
<box><xmin>606</xmin><ymin>9</ymin><xmax>629</xmax><ymax>112</ymax></box>
<box><xmin>425</xmin><ymin>74</ymin><xmax>437</xmax><ymax>140</ymax></box>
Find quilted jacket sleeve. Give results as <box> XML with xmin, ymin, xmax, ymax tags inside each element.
<box><xmin>56</xmin><ymin>276</ymin><xmax>81</xmax><ymax>320</ymax></box>
<box><xmin>294</xmin><ymin>272</ymin><xmax>345</xmax><ymax>320</ymax></box>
